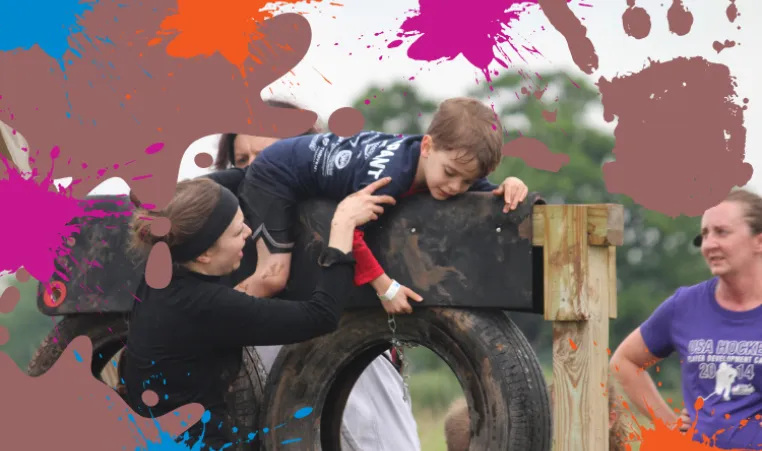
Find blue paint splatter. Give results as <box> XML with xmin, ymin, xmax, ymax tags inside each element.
<box><xmin>0</xmin><ymin>0</ymin><xmax>98</xmax><ymax>71</ymax></box>
<box><xmin>129</xmin><ymin>400</ymin><xmax>315</xmax><ymax>450</ymax></box>
<box><xmin>294</xmin><ymin>407</ymin><xmax>313</xmax><ymax>419</ymax></box>
<box><xmin>73</xmin><ymin>350</ymin><xmax>83</xmax><ymax>362</ymax></box>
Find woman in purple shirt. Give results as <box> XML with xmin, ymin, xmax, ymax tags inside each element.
<box><xmin>611</xmin><ymin>188</ymin><xmax>762</xmax><ymax>450</ymax></box>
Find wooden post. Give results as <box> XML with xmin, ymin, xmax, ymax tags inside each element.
<box><xmin>532</xmin><ymin>204</ymin><xmax>623</xmax><ymax>451</ymax></box>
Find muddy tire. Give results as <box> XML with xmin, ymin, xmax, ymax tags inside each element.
<box><xmin>27</xmin><ymin>314</ymin><xmax>268</xmax><ymax>451</ymax></box>
<box><xmin>259</xmin><ymin>308</ymin><xmax>552</xmax><ymax>451</ymax></box>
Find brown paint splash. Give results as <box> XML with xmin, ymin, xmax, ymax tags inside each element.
<box><xmin>0</xmin><ymin>286</ymin><xmax>20</xmax><ymax>314</ymax></box>
<box><xmin>502</xmin><ymin>137</ymin><xmax>569</xmax><ymax>172</ymax></box>
<box><xmin>15</xmin><ymin>268</ymin><xmax>30</xmax><ymax>283</ymax></box>
<box><xmin>146</xmin><ymin>242</ymin><xmax>172</xmax><ymax>289</ymax></box>
<box><xmin>328</xmin><ymin>107</ymin><xmax>365</xmax><ymax>137</ymax></box>
<box><xmin>142</xmin><ymin>389</ymin><xmax>160</xmax><ymax>407</ymax></box>
<box><xmin>542</xmin><ymin>109</ymin><xmax>557</xmax><ymax>123</ymax></box>
<box><xmin>667</xmin><ymin>0</ymin><xmax>693</xmax><ymax>36</ymax></box>
<box><xmin>194</xmin><ymin>152</ymin><xmax>213</xmax><ymax>169</ymax></box>
<box><xmin>0</xmin><ymin>326</ymin><xmax>8</xmax><ymax>345</ymax></box>
<box><xmin>0</xmin><ymin>335</ymin><xmax>204</xmax><ymax>449</ymax></box>
<box><xmin>622</xmin><ymin>0</ymin><xmax>651</xmax><ymax>39</ymax></box>
<box><xmin>0</xmin><ymin>3</ymin><xmax>321</xmax><ymax>211</ymax></box>
<box><xmin>597</xmin><ymin>57</ymin><xmax>752</xmax><ymax>217</ymax></box>
<box><xmin>727</xmin><ymin>0</ymin><xmax>738</xmax><ymax>23</ymax></box>
<box><xmin>713</xmin><ymin>40</ymin><xmax>737</xmax><ymax>54</ymax></box>
<box><xmin>0</xmin><ymin>2</ymin><xmax>366</xmax><ymax>289</ymax></box>
<box><xmin>151</xmin><ymin>217</ymin><xmax>171</xmax><ymax>237</ymax></box>
<box><xmin>536</xmin><ymin>0</ymin><xmax>598</xmax><ymax>74</ymax></box>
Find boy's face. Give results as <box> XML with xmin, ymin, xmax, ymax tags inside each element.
<box><xmin>420</xmin><ymin>135</ymin><xmax>482</xmax><ymax>200</ymax></box>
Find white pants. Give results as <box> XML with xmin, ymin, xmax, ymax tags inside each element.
<box><xmin>256</xmin><ymin>345</ymin><xmax>421</xmax><ymax>451</ymax></box>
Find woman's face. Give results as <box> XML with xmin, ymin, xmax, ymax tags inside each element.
<box><xmin>198</xmin><ymin>208</ymin><xmax>252</xmax><ymax>275</ymax></box>
<box><xmin>700</xmin><ymin>200</ymin><xmax>762</xmax><ymax>276</ymax></box>
<box><xmin>232</xmin><ymin>135</ymin><xmax>280</xmax><ymax>168</ymax></box>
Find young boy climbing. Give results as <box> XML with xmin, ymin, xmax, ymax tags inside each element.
<box><xmin>217</xmin><ymin>97</ymin><xmax>529</xmax><ymax>315</ymax></box>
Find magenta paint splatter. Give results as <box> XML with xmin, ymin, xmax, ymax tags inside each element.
<box><xmin>144</xmin><ymin>142</ymin><xmax>165</xmax><ymax>154</ymax></box>
<box><xmin>0</xmin><ymin>149</ymin><xmax>116</xmax><ymax>284</ymax></box>
<box><xmin>391</xmin><ymin>0</ymin><xmax>566</xmax><ymax>82</ymax></box>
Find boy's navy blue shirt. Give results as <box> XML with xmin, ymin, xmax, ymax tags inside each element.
<box><xmin>204</xmin><ymin>130</ymin><xmax>499</xmax><ymax>286</ymax></box>
<box><xmin>244</xmin><ymin>130</ymin><xmax>497</xmax><ymax>202</ymax></box>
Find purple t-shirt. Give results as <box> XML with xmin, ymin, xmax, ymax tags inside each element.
<box><xmin>641</xmin><ymin>277</ymin><xmax>762</xmax><ymax>449</ymax></box>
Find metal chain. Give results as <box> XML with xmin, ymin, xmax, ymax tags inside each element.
<box><xmin>388</xmin><ymin>313</ymin><xmax>412</xmax><ymax>402</ymax></box>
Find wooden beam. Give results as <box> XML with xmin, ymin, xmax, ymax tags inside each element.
<box><xmin>531</xmin><ymin>204</ymin><xmax>624</xmax><ymax>247</ymax></box>
<box><xmin>541</xmin><ymin>204</ymin><xmax>618</xmax><ymax>451</ymax></box>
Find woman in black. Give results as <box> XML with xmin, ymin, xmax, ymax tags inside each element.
<box><xmin>122</xmin><ymin>176</ymin><xmax>396</xmax><ymax>449</ymax></box>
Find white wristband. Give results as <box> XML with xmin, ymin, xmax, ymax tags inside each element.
<box><xmin>378</xmin><ymin>280</ymin><xmax>401</xmax><ymax>302</ymax></box>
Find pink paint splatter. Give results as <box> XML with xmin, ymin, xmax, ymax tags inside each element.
<box><xmin>390</xmin><ymin>0</ymin><xmax>572</xmax><ymax>82</ymax></box>
<box><xmin>0</xmin><ymin>149</ymin><xmax>118</xmax><ymax>285</ymax></box>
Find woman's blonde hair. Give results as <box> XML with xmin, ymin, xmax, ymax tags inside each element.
<box><xmin>127</xmin><ymin>178</ymin><xmax>223</xmax><ymax>262</ymax></box>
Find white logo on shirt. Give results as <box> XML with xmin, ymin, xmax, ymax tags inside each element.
<box><xmin>714</xmin><ymin>362</ymin><xmax>739</xmax><ymax>401</ymax></box>
<box><xmin>334</xmin><ymin>150</ymin><xmax>352</xmax><ymax>170</ymax></box>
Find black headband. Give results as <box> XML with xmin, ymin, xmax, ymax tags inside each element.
<box><xmin>170</xmin><ymin>186</ymin><xmax>240</xmax><ymax>263</ymax></box>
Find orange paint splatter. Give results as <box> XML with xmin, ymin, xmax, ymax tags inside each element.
<box><xmin>607</xmin><ymin>348</ymin><xmax>612</xmax><ymax>355</ymax></box>
<box><xmin>569</xmin><ymin>338</ymin><xmax>577</xmax><ymax>350</ymax></box>
<box><xmin>631</xmin><ymin>401</ymin><xmax>750</xmax><ymax>450</ymax></box>
<box><xmin>313</xmin><ymin>66</ymin><xmax>332</xmax><ymax>85</ymax></box>
<box><xmin>151</xmin><ymin>0</ymin><xmax>326</xmax><ymax>78</ymax></box>
<box><xmin>125</xmin><ymin>94</ymin><xmax>131</xmax><ymax>100</ymax></box>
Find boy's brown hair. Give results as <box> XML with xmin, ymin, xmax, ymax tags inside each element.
<box><xmin>426</xmin><ymin>97</ymin><xmax>503</xmax><ymax>179</ymax></box>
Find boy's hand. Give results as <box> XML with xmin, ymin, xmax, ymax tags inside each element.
<box><xmin>493</xmin><ymin>177</ymin><xmax>529</xmax><ymax>213</ymax></box>
<box><xmin>371</xmin><ymin>274</ymin><xmax>423</xmax><ymax>314</ymax></box>
<box><xmin>382</xmin><ymin>284</ymin><xmax>423</xmax><ymax>314</ymax></box>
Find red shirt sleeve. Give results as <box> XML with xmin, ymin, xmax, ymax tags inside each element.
<box><xmin>352</xmin><ymin>229</ymin><xmax>384</xmax><ymax>286</ymax></box>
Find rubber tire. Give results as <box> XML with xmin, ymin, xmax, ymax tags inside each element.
<box><xmin>27</xmin><ymin>314</ymin><xmax>268</xmax><ymax>451</ymax></box>
<box><xmin>259</xmin><ymin>308</ymin><xmax>552</xmax><ymax>451</ymax></box>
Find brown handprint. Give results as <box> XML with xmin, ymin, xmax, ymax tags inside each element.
<box><xmin>537</xmin><ymin>0</ymin><xmax>751</xmax><ymax>218</ymax></box>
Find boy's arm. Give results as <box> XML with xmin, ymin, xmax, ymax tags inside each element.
<box><xmin>352</xmin><ymin>229</ymin><xmax>388</xmax><ymax>288</ymax></box>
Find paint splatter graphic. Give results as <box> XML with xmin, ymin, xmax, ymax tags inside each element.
<box><xmin>0</xmin><ymin>0</ymin><xmax>321</xmax><ymax>212</ymax></box>
<box><xmin>0</xmin><ymin>150</ymin><xmax>124</xmax><ymax>285</ymax></box>
<box><xmin>596</xmin><ymin>57</ymin><xmax>750</xmax><ymax>217</ymax></box>
<box><xmin>389</xmin><ymin>0</ymin><xmax>553</xmax><ymax>82</ymax></box>
<box><xmin>0</xmin><ymin>0</ymin><xmax>97</xmax><ymax>72</ymax></box>
<box><xmin>502</xmin><ymin>136</ymin><xmax>569</xmax><ymax>172</ymax></box>
<box><xmin>0</xmin><ymin>335</ymin><xmax>204</xmax><ymax>449</ymax></box>
<box><xmin>524</xmin><ymin>0</ymin><xmax>751</xmax><ymax>218</ymax></box>
<box><xmin>150</xmin><ymin>0</ymin><xmax>328</xmax><ymax>78</ymax></box>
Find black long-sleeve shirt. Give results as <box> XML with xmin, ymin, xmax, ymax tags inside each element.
<box><xmin>123</xmin><ymin>248</ymin><xmax>355</xmax><ymax>447</ymax></box>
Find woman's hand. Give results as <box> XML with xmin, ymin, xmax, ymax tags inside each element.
<box><xmin>678</xmin><ymin>408</ymin><xmax>691</xmax><ymax>432</ymax></box>
<box><xmin>328</xmin><ymin>177</ymin><xmax>396</xmax><ymax>252</ymax></box>
<box><xmin>334</xmin><ymin>177</ymin><xmax>396</xmax><ymax>227</ymax></box>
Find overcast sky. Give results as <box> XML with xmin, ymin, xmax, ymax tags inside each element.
<box><xmin>79</xmin><ymin>0</ymin><xmax>761</xmax><ymax>195</ymax></box>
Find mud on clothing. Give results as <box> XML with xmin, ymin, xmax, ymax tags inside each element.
<box><xmin>640</xmin><ymin>277</ymin><xmax>762</xmax><ymax>449</ymax></box>
<box><xmin>227</xmin><ymin>131</ymin><xmax>497</xmax><ymax>285</ymax></box>
<box><xmin>122</xmin><ymin>249</ymin><xmax>355</xmax><ymax>448</ymax></box>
